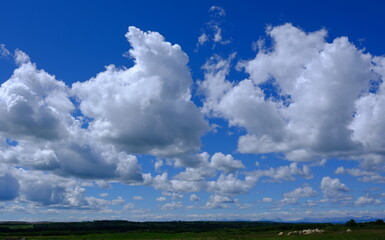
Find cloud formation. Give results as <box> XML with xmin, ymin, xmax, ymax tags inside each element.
<box><xmin>1</xmin><ymin>21</ymin><xmax>385</xmax><ymax>221</ymax></box>
<box><xmin>200</xmin><ymin>23</ymin><xmax>385</xmax><ymax>170</ymax></box>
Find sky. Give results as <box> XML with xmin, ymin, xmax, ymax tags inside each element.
<box><xmin>1</xmin><ymin>0</ymin><xmax>385</xmax><ymax>222</ymax></box>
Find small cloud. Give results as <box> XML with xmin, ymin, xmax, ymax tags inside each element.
<box><xmin>133</xmin><ymin>196</ymin><xmax>143</xmax><ymax>200</ymax></box>
<box><xmin>156</xmin><ymin>196</ymin><xmax>166</xmax><ymax>202</ymax></box>
<box><xmin>0</xmin><ymin>44</ymin><xmax>10</xmax><ymax>58</ymax></box>
<box><xmin>189</xmin><ymin>194</ymin><xmax>200</xmax><ymax>201</ymax></box>
<box><xmin>209</xmin><ymin>6</ymin><xmax>226</xmax><ymax>17</ymax></box>
<box><xmin>198</xmin><ymin>33</ymin><xmax>208</xmax><ymax>46</ymax></box>
<box><xmin>161</xmin><ymin>201</ymin><xmax>183</xmax><ymax>210</ymax></box>
<box><xmin>335</xmin><ymin>166</ymin><xmax>345</xmax><ymax>174</ymax></box>
<box><xmin>196</xmin><ymin>6</ymin><xmax>230</xmax><ymax>50</ymax></box>
<box><xmin>124</xmin><ymin>203</ymin><xmax>135</xmax><ymax>210</ymax></box>
<box><xmin>355</xmin><ymin>196</ymin><xmax>381</xmax><ymax>206</ymax></box>
<box><xmin>100</xmin><ymin>193</ymin><xmax>108</xmax><ymax>197</ymax></box>
<box><xmin>262</xmin><ymin>197</ymin><xmax>273</xmax><ymax>203</ymax></box>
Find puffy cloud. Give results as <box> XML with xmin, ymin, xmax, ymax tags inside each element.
<box><xmin>156</xmin><ymin>196</ymin><xmax>166</xmax><ymax>202</ymax></box>
<box><xmin>73</xmin><ymin>27</ymin><xmax>208</xmax><ymax>160</ymax></box>
<box><xmin>281</xmin><ymin>185</ymin><xmax>316</xmax><ymax>205</ymax></box>
<box><xmin>204</xmin><ymin>194</ymin><xmax>233</xmax><ymax>209</ymax></box>
<box><xmin>124</xmin><ymin>203</ymin><xmax>135</xmax><ymax>210</ymax></box>
<box><xmin>133</xmin><ymin>196</ymin><xmax>143</xmax><ymax>200</ymax></box>
<box><xmin>283</xmin><ymin>186</ymin><xmax>317</xmax><ymax>198</ymax></box>
<box><xmin>207</xmin><ymin>174</ymin><xmax>256</xmax><ymax>196</ymax></box>
<box><xmin>262</xmin><ymin>197</ymin><xmax>273</xmax><ymax>203</ymax></box>
<box><xmin>355</xmin><ymin>196</ymin><xmax>382</xmax><ymax>206</ymax></box>
<box><xmin>335</xmin><ymin>166</ymin><xmax>385</xmax><ymax>183</ymax></box>
<box><xmin>161</xmin><ymin>201</ymin><xmax>183</xmax><ymax>210</ymax></box>
<box><xmin>174</xmin><ymin>151</ymin><xmax>242</xmax><ymax>181</ymax></box>
<box><xmin>209</xmin><ymin>152</ymin><xmax>244</xmax><ymax>173</ymax></box>
<box><xmin>115</xmin><ymin>153</ymin><xmax>143</xmax><ymax>183</ymax></box>
<box><xmin>320</xmin><ymin>177</ymin><xmax>350</xmax><ymax>201</ymax></box>
<box><xmin>200</xmin><ymin>23</ymin><xmax>383</xmax><ymax>164</ymax></box>
<box><xmin>150</xmin><ymin>173</ymin><xmax>205</xmax><ymax>193</ymax></box>
<box><xmin>189</xmin><ymin>194</ymin><xmax>200</xmax><ymax>201</ymax></box>
<box><xmin>251</xmin><ymin>163</ymin><xmax>312</xmax><ymax>182</ymax></box>
<box><xmin>0</xmin><ymin>51</ymin><xmax>74</xmax><ymax>141</ymax></box>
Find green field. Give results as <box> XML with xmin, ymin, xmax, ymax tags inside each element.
<box><xmin>1</xmin><ymin>229</ymin><xmax>385</xmax><ymax>240</ymax></box>
<box><xmin>1</xmin><ymin>220</ymin><xmax>385</xmax><ymax>240</ymax></box>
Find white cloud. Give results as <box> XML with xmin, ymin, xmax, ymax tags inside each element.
<box><xmin>124</xmin><ymin>203</ymin><xmax>135</xmax><ymax>210</ymax></box>
<box><xmin>0</xmin><ymin>44</ymin><xmax>10</xmax><ymax>57</ymax></box>
<box><xmin>283</xmin><ymin>186</ymin><xmax>317</xmax><ymax>198</ymax></box>
<box><xmin>204</xmin><ymin>194</ymin><xmax>233</xmax><ymax>209</ymax></box>
<box><xmin>262</xmin><ymin>197</ymin><xmax>273</xmax><ymax>203</ymax></box>
<box><xmin>189</xmin><ymin>194</ymin><xmax>200</xmax><ymax>201</ymax></box>
<box><xmin>115</xmin><ymin>153</ymin><xmax>143</xmax><ymax>183</ymax></box>
<box><xmin>100</xmin><ymin>193</ymin><xmax>108</xmax><ymax>197</ymax></box>
<box><xmin>320</xmin><ymin>176</ymin><xmax>350</xmax><ymax>202</ymax></box>
<box><xmin>335</xmin><ymin>166</ymin><xmax>385</xmax><ymax>183</ymax></box>
<box><xmin>251</xmin><ymin>163</ymin><xmax>312</xmax><ymax>182</ymax></box>
<box><xmin>207</xmin><ymin>174</ymin><xmax>256</xmax><ymax>196</ymax></box>
<box><xmin>200</xmin><ymin>23</ymin><xmax>384</xmax><ymax>164</ymax></box>
<box><xmin>209</xmin><ymin>152</ymin><xmax>244</xmax><ymax>173</ymax></box>
<box><xmin>161</xmin><ymin>201</ymin><xmax>183</xmax><ymax>210</ymax></box>
<box><xmin>198</xmin><ymin>33</ymin><xmax>208</xmax><ymax>46</ymax></box>
<box><xmin>156</xmin><ymin>196</ymin><xmax>166</xmax><ymax>202</ymax></box>
<box><xmin>209</xmin><ymin>6</ymin><xmax>226</xmax><ymax>17</ymax></box>
<box><xmin>73</xmin><ymin>27</ymin><xmax>208</xmax><ymax>161</ymax></box>
<box><xmin>196</xmin><ymin>6</ymin><xmax>230</xmax><ymax>48</ymax></box>
<box><xmin>355</xmin><ymin>196</ymin><xmax>381</xmax><ymax>206</ymax></box>
<box><xmin>0</xmin><ymin>51</ymin><xmax>74</xmax><ymax>141</ymax></box>
<box><xmin>133</xmin><ymin>196</ymin><xmax>143</xmax><ymax>200</ymax></box>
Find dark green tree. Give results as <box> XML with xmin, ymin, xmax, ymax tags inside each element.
<box><xmin>346</xmin><ymin>219</ymin><xmax>358</xmax><ymax>227</ymax></box>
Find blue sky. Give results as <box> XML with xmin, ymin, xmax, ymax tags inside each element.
<box><xmin>1</xmin><ymin>0</ymin><xmax>385</xmax><ymax>222</ymax></box>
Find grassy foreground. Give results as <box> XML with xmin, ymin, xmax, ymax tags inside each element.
<box><xmin>1</xmin><ymin>229</ymin><xmax>385</xmax><ymax>240</ymax></box>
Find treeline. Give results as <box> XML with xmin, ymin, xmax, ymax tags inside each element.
<box><xmin>345</xmin><ymin>219</ymin><xmax>385</xmax><ymax>229</ymax></box>
<box><xmin>0</xmin><ymin>219</ymin><xmax>384</xmax><ymax>236</ymax></box>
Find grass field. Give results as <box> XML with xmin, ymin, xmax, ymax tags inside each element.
<box><xmin>1</xmin><ymin>229</ymin><xmax>385</xmax><ymax>240</ymax></box>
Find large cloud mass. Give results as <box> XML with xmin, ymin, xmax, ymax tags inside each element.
<box><xmin>1</xmin><ymin>22</ymin><xmax>385</xmax><ymax>220</ymax></box>
<box><xmin>0</xmin><ymin>26</ymin><xmax>209</xmax><ymax>207</ymax></box>
<box><xmin>200</xmin><ymin>23</ymin><xmax>385</xmax><ymax>166</ymax></box>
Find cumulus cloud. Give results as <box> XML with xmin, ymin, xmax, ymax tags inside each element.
<box><xmin>0</xmin><ymin>50</ymin><xmax>74</xmax><ymax>141</ymax></box>
<box><xmin>73</xmin><ymin>27</ymin><xmax>208</xmax><ymax>160</ymax></box>
<box><xmin>209</xmin><ymin>152</ymin><xmax>244</xmax><ymax>173</ymax></box>
<box><xmin>335</xmin><ymin>166</ymin><xmax>385</xmax><ymax>183</ymax></box>
<box><xmin>355</xmin><ymin>196</ymin><xmax>382</xmax><ymax>206</ymax></box>
<box><xmin>190</xmin><ymin>193</ymin><xmax>200</xmax><ymax>201</ymax></box>
<box><xmin>161</xmin><ymin>201</ymin><xmax>183</xmax><ymax>210</ymax></box>
<box><xmin>133</xmin><ymin>196</ymin><xmax>143</xmax><ymax>200</ymax></box>
<box><xmin>200</xmin><ymin>23</ymin><xmax>385</xmax><ymax>165</ymax></box>
<box><xmin>283</xmin><ymin>185</ymin><xmax>317</xmax><ymax>198</ymax></box>
<box><xmin>320</xmin><ymin>176</ymin><xmax>350</xmax><ymax>202</ymax></box>
<box><xmin>207</xmin><ymin>174</ymin><xmax>256</xmax><ymax>196</ymax></box>
<box><xmin>156</xmin><ymin>196</ymin><xmax>166</xmax><ymax>202</ymax></box>
<box><xmin>204</xmin><ymin>194</ymin><xmax>233</xmax><ymax>209</ymax></box>
<box><xmin>250</xmin><ymin>163</ymin><xmax>312</xmax><ymax>182</ymax></box>
<box><xmin>262</xmin><ymin>197</ymin><xmax>273</xmax><ymax>203</ymax></box>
